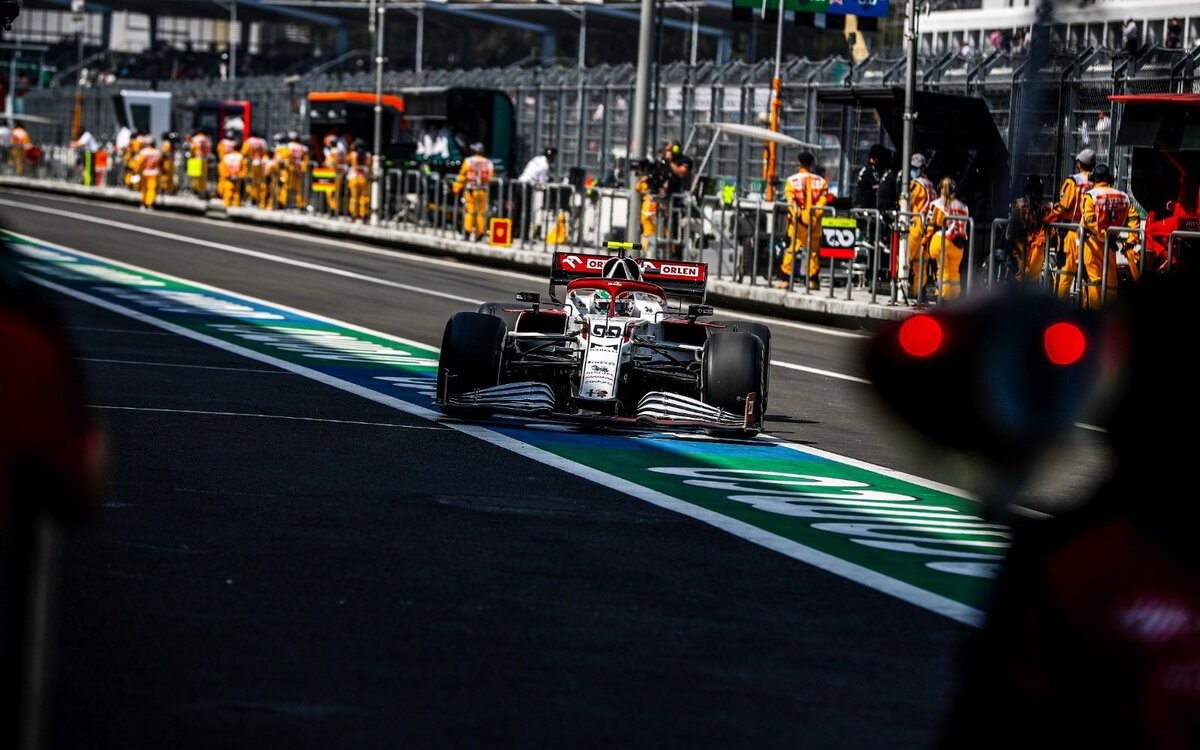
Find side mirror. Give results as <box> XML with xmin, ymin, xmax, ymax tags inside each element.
<box><xmin>516</xmin><ymin>291</ymin><xmax>540</xmax><ymax>311</ymax></box>
<box><xmin>688</xmin><ymin>304</ymin><xmax>714</xmax><ymax>320</ymax></box>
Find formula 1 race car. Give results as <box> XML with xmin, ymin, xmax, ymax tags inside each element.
<box><xmin>434</xmin><ymin>242</ymin><xmax>771</xmax><ymax>436</ymax></box>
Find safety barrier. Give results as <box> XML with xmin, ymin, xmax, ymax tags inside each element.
<box><xmin>29</xmin><ymin>155</ymin><xmax>1186</xmax><ymax>313</ymax></box>
<box><xmin>1166</xmin><ymin>229</ymin><xmax>1200</xmax><ymax>274</ymax></box>
<box><xmin>849</xmin><ymin>207</ymin><xmax>891</xmax><ymax>306</ymax></box>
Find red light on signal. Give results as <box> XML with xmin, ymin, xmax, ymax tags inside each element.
<box><xmin>1043</xmin><ymin>321</ymin><xmax>1086</xmax><ymax>365</ymax></box>
<box><xmin>898</xmin><ymin>315</ymin><xmax>943</xmax><ymax>358</ymax></box>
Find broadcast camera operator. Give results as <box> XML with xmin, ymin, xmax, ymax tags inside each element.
<box><xmin>649</xmin><ymin>142</ymin><xmax>696</xmax><ymax>259</ymax></box>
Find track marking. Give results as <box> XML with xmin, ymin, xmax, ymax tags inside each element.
<box><xmin>90</xmin><ymin>404</ymin><xmax>448</xmax><ymax>429</ymax></box>
<box><xmin>80</xmin><ymin>357</ymin><xmax>294</xmax><ymax>374</ymax></box>
<box><xmin>0</xmin><ymin>198</ymin><xmax>482</xmax><ymax>306</ymax></box>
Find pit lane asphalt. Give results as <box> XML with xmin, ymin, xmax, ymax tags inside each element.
<box><xmin>0</xmin><ymin>189</ymin><xmax>1108</xmax><ymax>748</ymax></box>
<box><xmin>34</xmin><ymin>272</ymin><xmax>967</xmax><ymax>750</ymax></box>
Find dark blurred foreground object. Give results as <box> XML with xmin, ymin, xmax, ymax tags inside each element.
<box><xmin>865</xmin><ymin>273</ymin><xmax>1200</xmax><ymax>748</ymax></box>
<box><xmin>0</xmin><ymin>233</ymin><xmax>106</xmax><ymax>750</ymax></box>
<box><xmin>863</xmin><ymin>286</ymin><xmax>1106</xmax><ymax>505</ymax></box>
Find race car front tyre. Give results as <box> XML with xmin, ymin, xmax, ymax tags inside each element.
<box><xmin>437</xmin><ymin>311</ymin><xmax>506</xmax><ymax>418</ymax></box>
<box><xmin>701</xmin><ymin>331</ymin><xmax>767</xmax><ymax>436</ymax></box>
<box><xmin>712</xmin><ymin>320</ymin><xmax>771</xmax><ymax>415</ymax></box>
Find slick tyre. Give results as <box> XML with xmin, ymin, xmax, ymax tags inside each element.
<box><xmin>701</xmin><ymin>331</ymin><xmax>766</xmax><ymax>437</ymax></box>
<box><xmin>711</xmin><ymin>320</ymin><xmax>771</xmax><ymax>416</ymax></box>
<box><xmin>477</xmin><ymin>301</ymin><xmax>522</xmax><ymax>331</ymax></box>
<box><xmin>437</xmin><ymin>311</ymin><xmax>505</xmax><ymax>419</ymax></box>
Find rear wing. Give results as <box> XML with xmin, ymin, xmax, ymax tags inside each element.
<box><xmin>549</xmin><ymin>251</ymin><xmax>708</xmax><ymax>305</ymax></box>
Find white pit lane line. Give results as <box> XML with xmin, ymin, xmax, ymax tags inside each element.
<box><xmin>0</xmin><ymin>193</ymin><xmax>863</xmax><ymax>339</ymax></box>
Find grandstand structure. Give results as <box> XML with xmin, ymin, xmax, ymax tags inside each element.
<box><xmin>919</xmin><ymin>0</ymin><xmax>1198</xmax><ymax>57</ymax></box>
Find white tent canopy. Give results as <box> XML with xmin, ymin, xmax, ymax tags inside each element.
<box><xmin>690</xmin><ymin>121</ymin><xmax>823</xmax><ymax>192</ymax></box>
<box><xmin>699</xmin><ymin>121</ymin><xmax>821</xmax><ymax>149</ymax></box>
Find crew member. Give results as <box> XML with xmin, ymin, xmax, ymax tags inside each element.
<box><xmin>270</xmin><ymin>134</ymin><xmax>291</xmax><ymax>209</ymax></box>
<box><xmin>922</xmin><ymin>176</ymin><xmax>970</xmax><ymax>300</ymax></box>
<box><xmin>187</xmin><ymin>130</ymin><xmax>213</xmax><ymax>199</ymax></box>
<box><xmin>905</xmin><ymin>153</ymin><xmax>937</xmax><ymax>297</ymax></box>
<box><xmin>1079</xmin><ymin>162</ymin><xmax>1140</xmax><ymax>308</ymax></box>
<box><xmin>122</xmin><ymin>130</ymin><xmax>143</xmax><ymax>190</ymax></box>
<box><xmin>452</xmin><ymin>142</ymin><xmax>494</xmax><ymax>242</ymax></box>
<box><xmin>282</xmin><ymin>132</ymin><xmax>309</xmax><ymax>212</ymax></box>
<box><xmin>70</xmin><ymin>128</ymin><xmax>99</xmax><ymax>186</ymax></box>
<box><xmin>635</xmin><ymin>165</ymin><xmax>659</xmax><ymax>253</ymax></box>
<box><xmin>241</xmin><ymin>131</ymin><xmax>271</xmax><ymax>209</ymax></box>
<box><xmin>1046</xmin><ymin>148</ymin><xmax>1096</xmax><ymax>300</ymax></box>
<box><xmin>346</xmin><ymin>138</ymin><xmax>371</xmax><ymax>221</ymax></box>
<box><xmin>512</xmin><ymin>147</ymin><xmax>556</xmax><ymax>241</ymax></box>
<box><xmin>134</xmin><ymin>134</ymin><xmax>162</xmax><ymax>211</ymax></box>
<box><xmin>1006</xmin><ymin>174</ymin><xmax>1052</xmax><ymax>284</ymax></box>
<box><xmin>9</xmin><ymin>122</ymin><xmax>29</xmax><ymax>176</ymax></box>
<box><xmin>663</xmin><ymin>145</ymin><xmax>695</xmax><ymax>260</ymax></box>
<box><xmin>220</xmin><ymin>142</ymin><xmax>245</xmax><ymax>208</ymax></box>
<box><xmin>216</xmin><ymin>132</ymin><xmax>241</xmax><ymax>207</ymax></box>
<box><xmin>780</xmin><ymin>151</ymin><xmax>828</xmax><ymax>290</ymax></box>
<box><xmin>159</xmin><ymin>132</ymin><xmax>178</xmax><ymax>196</ymax></box>
<box><xmin>854</xmin><ymin>144</ymin><xmax>890</xmax><ymax>286</ymax></box>
<box><xmin>323</xmin><ymin>131</ymin><xmax>348</xmax><ymax>216</ymax></box>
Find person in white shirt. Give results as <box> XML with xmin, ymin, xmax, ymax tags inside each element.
<box><xmin>71</xmin><ymin>129</ymin><xmax>100</xmax><ymax>185</ymax></box>
<box><xmin>512</xmin><ymin>148</ymin><xmax>557</xmax><ymax>241</ymax></box>
<box><xmin>518</xmin><ymin>147</ymin><xmax>555</xmax><ymax>185</ymax></box>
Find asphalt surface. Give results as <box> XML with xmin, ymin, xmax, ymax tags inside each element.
<box><xmin>0</xmin><ymin>188</ymin><xmax>1114</xmax><ymax>748</ymax></box>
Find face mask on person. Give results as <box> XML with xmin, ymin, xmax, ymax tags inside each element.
<box><xmin>910</xmin><ymin>168</ymin><xmax>920</xmax><ymax>179</ymax></box>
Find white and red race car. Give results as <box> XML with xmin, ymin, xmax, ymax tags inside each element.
<box><xmin>435</xmin><ymin>244</ymin><xmax>771</xmax><ymax>436</ymax></box>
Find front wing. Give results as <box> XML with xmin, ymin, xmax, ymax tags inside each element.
<box><xmin>438</xmin><ymin>381</ymin><xmax>761</xmax><ymax>433</ymax></box>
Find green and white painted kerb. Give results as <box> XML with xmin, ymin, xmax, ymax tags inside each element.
<box><xmin>9</xmin><ymin>231</ymin><xmax>1005</xmax><ymax>626</ymax></box>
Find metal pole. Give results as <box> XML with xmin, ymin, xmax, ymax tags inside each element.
<box><xmin>72</xmin><ymin>10</ymin><xmax>84</xmax><ymax>141</ymax></box>
<box><xmin>626</xmin><ymin>0</ymin><xmax>655</xmax><ymax>246</ymax></box>
<box><xmin>764</xmin><ymin>0</ymin><xmax>785</xmax><ymax>202</ymax></box>
<box><xmin>230</xmin><ymin>0</ymin><xmax>237</xmax><ymax>82</ymax></box>
<box><xmin>578</xmin><ymin>7</ymin><xmax>586</xmax><ymax>67</ymax></box>
<box><xmin>898</xmin><ymin>0</ymin><xmax>919</xmax><ymax>288</ymax></box>
<box><xmin>690</xmin><ymin>7</ymin><xmax>699</xmax><ymax>65</ymax></box>
<box><xmin>415</xmin><ymin>4</ymin><xmax>424</xmax><ymax>74</ymax></box>
<box><xmin>371</xmin><ymin>0</ymin><xmax>385</xmax><ymax>226</ymax></box>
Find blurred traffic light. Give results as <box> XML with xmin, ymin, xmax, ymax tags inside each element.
<box><xmin>863</xmin><ymin>287</ymin><xmax>1105</xmax><ymax>467</ymax></box>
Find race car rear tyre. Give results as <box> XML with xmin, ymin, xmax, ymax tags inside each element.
<box><xmin>701</xmin><ymin>331</ymin><xmax>767</xmax><ymax>437</ymax></box>
<box><xmin>437</xmin><ymin>311</ymin><xmax>505</xmax><ymax>418</ymax></box>
<box><xmin>711</xmin><ymin>320</ymin><xmax>771</xmax><ymax>415</ymax></box>
<box><xmin>477</xmin><ymin>301</ymin><xmax>522</xmax><ymax>331</ymax></box>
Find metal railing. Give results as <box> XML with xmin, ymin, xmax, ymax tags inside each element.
<box><xmin>26</xmin><ymin>150</ymin><xmax>1198</xmax><ymax>312</ymax></box>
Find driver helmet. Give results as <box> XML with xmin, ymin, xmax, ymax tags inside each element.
<box><xmin>592</xmin><ymin>289</ymin><xmax>611</xmax><ymax>315</ymax></box>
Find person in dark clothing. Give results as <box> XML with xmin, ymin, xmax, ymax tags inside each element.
<box><xmin>1166</xmin><ymin>17</ymin><xmax>1182</xmax><ymax>49</ymax></box>
<box><xmin>853</xmin><ymin>144</ymin><xmax>888</xmax><ymax>210</ymax></box>
<box><xmin>933</xmin><ymin>269</ymin><xmax>1200</xmax><ymax>749</ymax></box>
<box><xmin>874</xmin><ymin>149</ymin><xmax>902</xmax><ymax>289</ymax></box>
<box><xmin>854</xmin><ymin>144</ymin><xmax>891</xmax><ymax>288</ymax></box>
